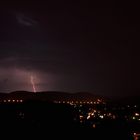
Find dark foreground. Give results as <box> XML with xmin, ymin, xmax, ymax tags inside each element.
<box><xmin>0</xmin><ymin>101</ymin><xmax>137</xmax><ymax>139</ymax></box>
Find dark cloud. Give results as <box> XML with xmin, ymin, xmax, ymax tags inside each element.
<box><xmin>15</xmin><ymin>12</ymin><xmax>37</xmax><ymax>27</ymax></box>
<box><xmin>0</xmin><ymin>1</ymin><xmax>139</xmax><ymax>97</ymax></box>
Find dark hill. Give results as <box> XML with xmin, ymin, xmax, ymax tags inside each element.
<box><xmin>0</xmin><ymin>91</ymin><xmax>106</xmax><ymax>102</ymax></box>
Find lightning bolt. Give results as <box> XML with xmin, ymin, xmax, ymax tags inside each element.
<box><xmin>30</xmin><ymin>75</ymin><xmax>36</xmax><ymax>93</ymax></box>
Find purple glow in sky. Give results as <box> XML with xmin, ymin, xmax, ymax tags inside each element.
<box><xmin>0</xmin><ymin>1</ymin><xmax>139</xmax><ymax>98</ymax></box>
<box><xmin>0</xmin><ymin>68</ymin><xmax>56</xmax><ymax>92</ymax></box>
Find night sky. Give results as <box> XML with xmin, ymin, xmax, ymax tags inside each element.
<box><xmin>0</xmin><ymin>1</ymin><xmax>139</xmax><ymax>97</ymax></box>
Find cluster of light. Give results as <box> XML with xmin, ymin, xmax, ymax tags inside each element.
<box><xmin>131</xmin><ymin>112</ymin><xmax>140</xmax><ymax>121</ymax></box>
<box><xmin>133</xmin><ymin>133</ymin><xmax>140</xmax><ymax>140</ymax></box>
<box><xmin>86</xmin><ymin>110</ymin><xmax>116</xmax><ymax>121</ymax></box>
<box><xmin>3</xmin><ymin>99</ymin><xmax>23</xmax><ymax>103</ymax></box>
<box><xmin>87</xmin><ymin>108</ymin><xmax>104</xmax><ymax>119</ymax></box>
<box><xmin>54</xmin><ymin>99</ymin><xmax>104</xmax><ymax>105</ymax></box>
<box><xmin>99</xmin><ymin>115</ymin><xmax>104</xmax><ymax>119</ymax></box>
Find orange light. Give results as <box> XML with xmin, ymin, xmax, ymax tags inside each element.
<box><xmin>92</xmin><ymin>124</ymin><xmax>96</xmax><ymax>128</ymax></box>
<box><xmin>91</xmin><ymin>113</ymin><xmax>94</xmax><ymax>116</ymax></box>
<box><xmin>79</xmin><ymin>115</ymin><xmax>83</xmax><ymax>119</ymax></box>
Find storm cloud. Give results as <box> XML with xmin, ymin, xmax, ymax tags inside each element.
<box><xmin>0</xmin><ymin>1</ymin><xmax>139</xmax><ymax>98</ymax></box>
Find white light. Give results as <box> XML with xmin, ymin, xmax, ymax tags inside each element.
<box><xmin>133</xmin><ymin>117</ymin><xmax>136</xmax><ymax>120</ymax></box>
<box><xmin>135</xmin><ymin>113</ymin><xmax>139</xmax><ymax>116</ymax></box>
<box><xmin>99</xmin><ymin>115</ymin><xmax>104</xmax><ymax>119</ymax></box>
<box><xmin>87</xmin><ymin>116</ymin><xmax>90</xmax><ymax>119</ymax></box>
<box><xmin>108</xmin><ymin>113</ymin><xmax>112</xmax><ymax>116</ymax></box>
<box><xmin>91</xmin><ymin>113</ymin><xmax>94</xmax><ymax>116</ymax></box>
<box><xmin>20</xmin><ymin>100</ymin><xmax>23</xmax><ymax>102</ymax></box>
